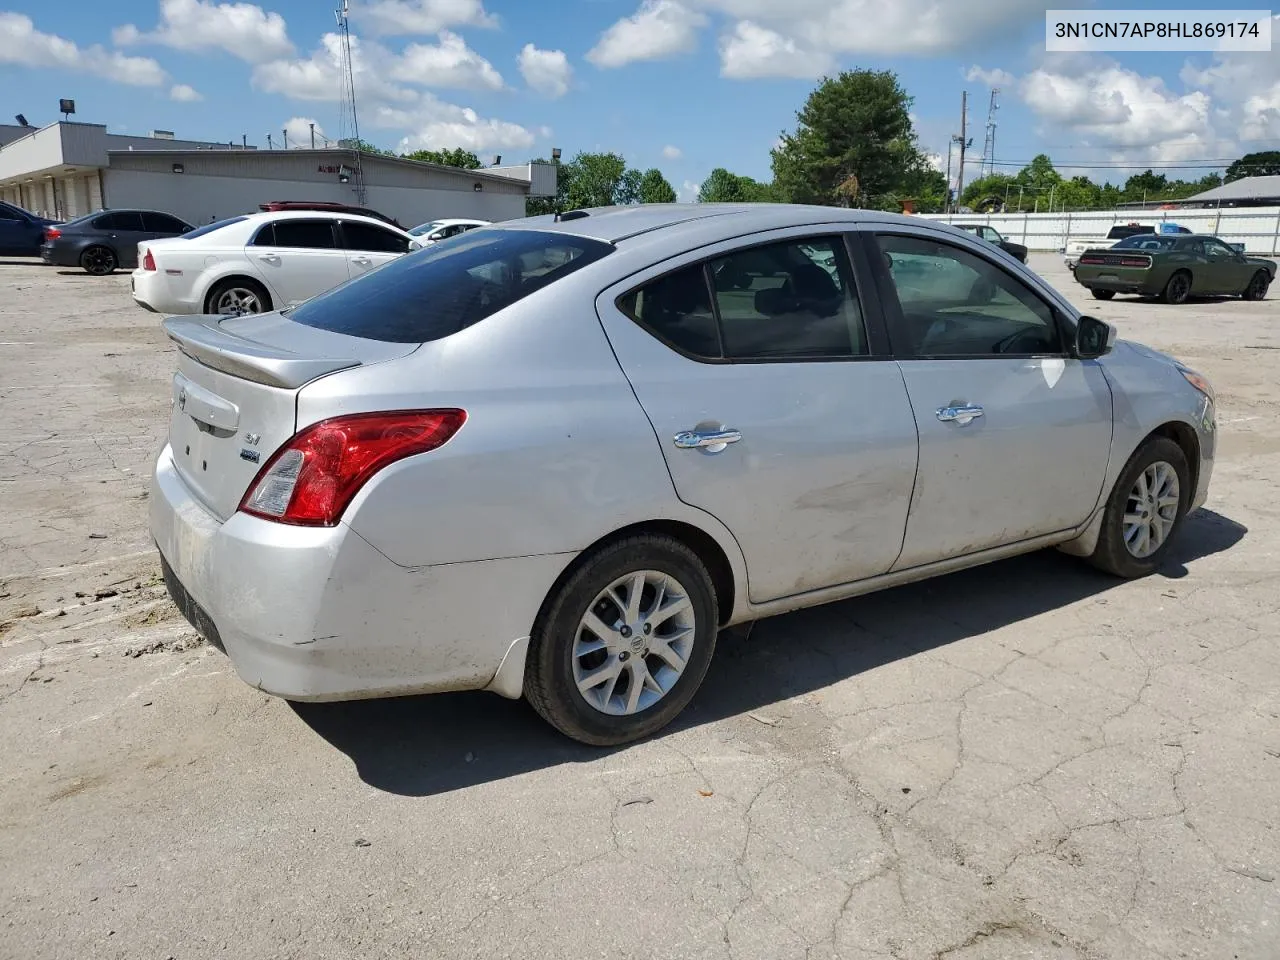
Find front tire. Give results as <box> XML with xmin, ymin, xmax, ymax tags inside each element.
<box><xmin>1242</xmin><ymin>270</ymin><xmax>1270</xmax><ymax>301</ymax></box>
<box><xmin>1091</xmin><ymin>289</ymin><xmax>1116</xmax><ymax>300</ymax></box>
<box><xmin>1088</xmin><ymin>436</ymin><xmax>1191</xmax><ymax>578</ymax></box>
<box><xmin>80</xmin><ymin>245</ymin><xmax>117</xmax><ymax>276</ymax></box>
<box><xmin>524</xmin><ymin>535</ymin><xmax>719</xmax><ymax>746</ymax></box>
<box><xmin>1161</xmin><ymin>270</ymin><xmax>1192</xmax><ymax>305</ymax></box>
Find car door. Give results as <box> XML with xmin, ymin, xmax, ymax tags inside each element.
<box><xmin>248</xmin><ymin>219</ymin><xmax>350</xmax><ymax>306</ymax></box>
<box><xmin>864</xmin><ymin>228</ymin><xmax>1113</xmax><ymax>570</ymax></box>
<box><xmin>1202</xmin><ymin>237</ymin><xmax>1253</xmax><ymax>294</ymax></box>
<box><xmin>339</xmin><ymin>220</ymin><xmax>411</xmax><ymax>278</ymax></box>
<box><xmin>0</xmin><ymin>202</ymin><xmax>35</xmax><ymax>255</ymax></box>
<box><xmin>595</xmin><ymin>230</ymin><xmax>920</xmax><ymax>604</ymax></box>
<box><xmin>98</xmin><ymin>211</ymin><xmax>150</xmax><ymax>264</ymax></box>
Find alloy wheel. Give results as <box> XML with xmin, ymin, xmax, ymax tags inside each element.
<box><xmin>83</xmin><ymin>247</ymin><xmax>116</xmax><ymax>276</ymax></box>
<box><xmin>215</xmin><ymin>287</ymin><xmax>263</xmax><ymax>315</ymax></box>
<box><xmin>571</xmin><ymin>570</ymin><xmax>696</xmax><ymax>716</ymax></box>
<box><xmin>1122</xmin><ymin>461</ymin><xmax>1180</xmax><ymax>559</ymax></box>
<box><xmin>1248</xmin><ymin>273</ymin><xmax>1269</xmax><ymax>300</ymax></box>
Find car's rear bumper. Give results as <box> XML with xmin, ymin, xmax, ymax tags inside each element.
<box><xmin>131</xmin><ymin>269</ymin><xmax>193</xmax><ymax>314</ymax></box>
<box><xmin>149</xmin><ymin>444</ymin><xmax>569</xmax><ymax>701</ymax></box>
<box><xmin>1074</xmin><ymin>269</ymin><xmax>1158</xmax><ymax>295</ymax></box>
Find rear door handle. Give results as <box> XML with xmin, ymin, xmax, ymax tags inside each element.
<box><xmin>936</xmin><ymin>404</ymin><xmax>984</xmax><ymax>425</ymax></box>
<box><xmin>673</xmin><ymin>428</ymin><xmax>742</xmax><ymax>451</ymax></box>
<box><xmin>351</xmin><ymin>255</ymin><xmax>372</xmax><ymax>266</ymax></box>
<box><xmin>258</xmin><ymin>254</ymin><xmax>280</xmax><ymax>264</ymax></box>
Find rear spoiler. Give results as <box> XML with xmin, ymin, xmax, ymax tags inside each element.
<box><xmin>162</xmin><ymin>316</ymin><xmax>360</xmax><ymax>389</ymax></box>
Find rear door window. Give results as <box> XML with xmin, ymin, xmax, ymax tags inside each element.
<box><xmin>288</xmin><ymin>229</ymin><xmax>614</xmax><ymax>343</ymax></box>
<box><xmin>341</xmin><ymin>221</ymin><xmax>410</xmax><ymax>254</ymax></box>
<box><xmin>143</xmin><ymin>212</ymin><xmax>192</xmax><ymax>234</ymax></box>
<box><xmin>99</xmin><ymin>211</ymin><xmax>146</xmax><ymax>231</ymax></box>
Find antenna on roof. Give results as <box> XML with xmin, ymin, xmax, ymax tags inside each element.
<box><xmin>335</xmin><ymin>0</ymin><xmax>367</xmax><ymax>204</ymax></box>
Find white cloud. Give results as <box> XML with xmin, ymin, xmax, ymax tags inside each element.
<box><xmin>586</xmin><ymin>0</ymin><xmax>708</xmax><ymax>68</ymax></box>
<box><xmin>662</xmin><ymin>144</ymin><xmax>682</xmax><ymax>159</ymax></box>
<box><xmin>517</xmin><ymin>44</ymin><xmax>571</xmax><ymax>98</ymax></box>
<box><xmin>0</xmin><ymin>12</ymin><xmax>166</xmax><ymax>86</ymax></box>
<box><xmin>588</xmin><ymin>0</ymin><xmax>1053</xmax><ymax>71</ymax></box>
<box><xmin>1019</xmin><ymin>59</ymin><xmax>1225</xmax><ymax>162</ymax></box>
<box><xmin>254</xmin><ymin>33</ymin><xmax>536</xmax><ymax>153</ymax></box>
<box><xmin>964</xmin><ymin>65</ymin><xmax>1016</xmax><ymax>88</ymax></box>
<box><xmin>1181</xmin><ymin>15</ymin><xmax>1280</xmax><ymax>143</ymax></box>
<box><xmin>169</xmin><ymin>83</ymin><xmax>204</xmax><ymax>101</ymax></box>
<box><xmin>282</xmin><ymin>117</ymin><xmax>327</xmax><ymax>147</ymax></box>
<box><xmin>679</xmin><ymin>178</ymin><xmax>701</xmax><ymax>202</ymax></box>
<box><xmin>392</xmin><ymin>31</ymin><xmax>504</xmax><ymax>90</ymax></box>
<box><xmin>114</xmin><ymin>0</ymin><xmax>293</xmax><ymax>64</ymax></box>
<box><xmin>353</xmin><ymin>0</ymin><xmax>498</xmax><ymax>36</ymax></box>
<box><xmin>719</xmin><ymin>19</ymin><xmax>833</xmax><ymax>79</ymax></box>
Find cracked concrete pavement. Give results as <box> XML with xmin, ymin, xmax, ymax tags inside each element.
<box><xmin>1</xmin><ymin>255</ymin><xmax>1278</xmax><ymax>959</ymax></box>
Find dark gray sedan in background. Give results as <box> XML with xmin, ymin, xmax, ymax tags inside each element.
<box><xmin>41</xmin><ymin>209</ymin><xmax>193</xmax><ymax>275</ymax></box>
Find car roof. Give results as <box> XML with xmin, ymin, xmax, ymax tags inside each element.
<box><xmin>491</xmin><ymin>203</ymin><xmax>913</xmax><ymax>244</ymax></box>
<box><xmin>242</xmin><ymin>209</ymin><xmax>402</xmax><ymax>227</ymax></box>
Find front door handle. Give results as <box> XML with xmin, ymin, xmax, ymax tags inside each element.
<box><xmin>351</xmin><ymin>256</ymin><xmax>372</xmax><ymax>266</ymax></box>
<box><xmin>673</xmin><ymin>428</ymin><xmax>742</xmax><ymax>451</ymax></box>
<box><xmin>936</xmin><ymin>404</ymin><xmax>985</xmax><ymax>425</ymax></box>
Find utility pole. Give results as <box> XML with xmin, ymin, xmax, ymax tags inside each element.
<box><xmin>309</xmin><ymin>122</ymin><xmax>316</xmax><ymax>149</ymax></box>
<box><xmin>955</xmin><ymin>91</ymin><xmax>970</xmax><ymax>208</ymax></box>
<box><xmin>282</xmin><ymin>128</ymin><xmax>289</xmax><ymax>149</ymax></box>
<box><xmin>982</xmin><ymin>88</ymin><xmax>1000</xmax><ymax>178</ymax></box>
<box><xmin>241</xmin><ymin>134</ymin><xmax>247</xmax><ymax>148</ymax></box>
<box><xmin>267</xmin><ymin>133</ymin><xmax>273</xmax><ymax>149</ymax></box>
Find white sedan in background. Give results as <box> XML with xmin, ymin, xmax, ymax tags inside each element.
<box><xmin>408</xmin><ymin>218</ymin><xmax>491</xmax><ymax>243</ymax></box>
<box><xmin>131</xmin><ymin>210</ymin><xmax>420</xmax><ymax>315</ymax></box>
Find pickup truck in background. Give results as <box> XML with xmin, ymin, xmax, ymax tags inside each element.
<box><xmin>1063</xmin><ymin>223</ymin><xmax>1192</xmax><ymax>270</ymax></box>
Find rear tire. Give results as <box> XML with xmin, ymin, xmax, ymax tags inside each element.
<box><xmin>80</xmin><ymin>245</ymin><xmax>117</xmax><ymax>276</ymax></box>
<box><xmin>524</xmin><ymin>535</ymin><xmax>718</xmax><ymax>746</ymax></box>
<box><xmin>1088</xmin><ymin>436</ymin><xmax>1191</xmax><ymax>579</ymax></box>
<box><xmin>1242</xmin><ymin>270</ymin><xmax>1270</xmax><ymax>301</ymax></box>
<box><xmin>1091</xmin><ymin>289</ymin><xmax>1116</xmax><ymax>300</ymax></box>
<box><xmin>204</xmin><ymin>278</ymin><xmax>272</xmax><ymax>316</ymax></box>
<box><xmin>1161</xmin><ymin>270</ymin><xmax>1191</xmax><ymax>305</ymax></box>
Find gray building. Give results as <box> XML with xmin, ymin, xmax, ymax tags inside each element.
<box><xmin>0</xmin><ymin>121</ymin><xmax>554</xmax><ymax>226</ymax></box>
<box><xmin>1181</xmin><ymin>175</ymin><xmax>1280</xmax><ymax>208</ymax></box>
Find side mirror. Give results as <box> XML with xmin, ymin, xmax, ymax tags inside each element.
<box><xmin>1075</xmin><ymin>314</ymin><xmax>1116</xmax><ymax>360</ymax></box>
<box><xmin>408</xmin><ymin>239</ymin><xmax>423</xmax><ymax>252</ymax></box>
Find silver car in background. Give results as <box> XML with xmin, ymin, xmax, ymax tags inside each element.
<box><xmin>150</xmin><ymin>204</ymin><xmax>1217</xmax><ymax>745</ymax></box>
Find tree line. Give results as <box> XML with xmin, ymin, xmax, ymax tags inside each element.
<box><xmin>345</xmin><ymin>69</ymin><xmax>1280</xmax><ymax>216</ymax></box>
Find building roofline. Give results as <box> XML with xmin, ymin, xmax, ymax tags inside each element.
<box><xmin>104</xmin><ymin>147</ymin><xmax>536</xmax><ymax>186</ymax></box>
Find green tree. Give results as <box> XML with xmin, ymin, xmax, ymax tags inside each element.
<box><xmin>1195</xmin><ymin>172</ymin><xmax>1223</xmax><ymax>190</ymax></box>
<box><xmin>564</xmin><ymin>152</ymin><xmax>632</xmax><ymax>209</ymax></box>
<box><xmin>1056</xmin><ymin>175</ymin><xmax>1102</xmax><ymax>211</ymax></box>
<box><xmin>403</xmin><ymin>147</ymin><xmax>482</xmax><ymax>169</ymax></box>
<box><xmin>770</xmin><ymin>69</ymin><xmax>933</xmax><ymax>209</ymax></box>
<box><xmin>697</xmin><ymin>168</ymin><xmax>775</xmax><ymax>202</ymax></box>
<box><xmin>1014</xmin><ymin>154</ymin><xmax>1063</xmax><ymax>194</ymax></box>
<box><xmin>959</xmin><ymin>173</ymin><xmax>1018</xmax><ymax>210</ymax></box>
<box><xmin>638</xmin><ymin>168</ymin><xmax>677</xmax><ymax>204</ymax></box>
<box><xmin>1123</xmin><ymin>169</ymin><xmax>1169</xmax><ymax>198</ymax></box>
<box><xmin>1225</xmin><ymin>151</ymin><xmax>1280</xmax><ymax>182</ymax></box>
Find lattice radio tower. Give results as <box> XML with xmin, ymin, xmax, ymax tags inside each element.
<box><xmin>335</xmin><ymin>0</ymin><xmax>367</xmax><ymax>204</ymax></box>
<box><xmin>981</xmin><ymin>88</ymin><xmax>1000</xmax><ymax>180</ymax></box>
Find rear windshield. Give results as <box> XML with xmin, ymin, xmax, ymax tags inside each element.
<box><xmin>1113</xmin><ymin>235</ymin><xmax>1178</xmax><ymax>250</ymax></box>
<box><xmin>287</xmin><ymin>229</ymin><xmax>615</xmax><ymax>343</ymax></box>
<box><xmin>183</xmin><ymin>216</ymin><xmax>249</xmax><ymax>239</ymax></box>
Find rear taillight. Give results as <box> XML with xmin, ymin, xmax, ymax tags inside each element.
<box><xmin>1079</xmin><ymin>255</ymin><xmax>1105</xmax><ymax>265</ymax></box>
<box><xmin>1119</xmin><ymin>257</ymin><xmax>1151</xmax><ymax>268</ymax></box>
<box><xmin>44</xmin><ymin>227</ymin><xmax>61</xmax><ymax>241</ymax></box>
<box><xmin>142</xmin><ymin>248</ymin><xmax>156</xmax><ymax>271</ymax></box>
<box><xmin>239</xmin><ymin>410</ymin><xmax>466</xmax><ymax>526</ymax></box>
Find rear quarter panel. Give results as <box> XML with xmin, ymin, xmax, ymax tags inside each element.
<box><xmin>295</xmin><ymin>266</ymin><xmax>750</xmax><ymax>586</ymax></box>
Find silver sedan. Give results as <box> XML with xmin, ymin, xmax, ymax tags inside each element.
<box><xmin>150</xmin><ymin>204</ymin><xmax>1217</xmax><ymax>745</ymax></box>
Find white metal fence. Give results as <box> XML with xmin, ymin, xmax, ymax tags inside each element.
<box><xmin>920</xmin><ymin>206</ymin><xmax>1280</xmax><ymax>255</ymax></box>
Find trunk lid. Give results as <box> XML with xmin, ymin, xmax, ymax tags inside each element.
<box><xmin>162</xmin><ymin>314</ymin><xmax>418</xmax><ymax>520</ymax></box>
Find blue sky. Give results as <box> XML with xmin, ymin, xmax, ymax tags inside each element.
<box><xmin>2</xmin><ymin>0</ymin><xmax>1278</xmax><ymax>198</ymax></box>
